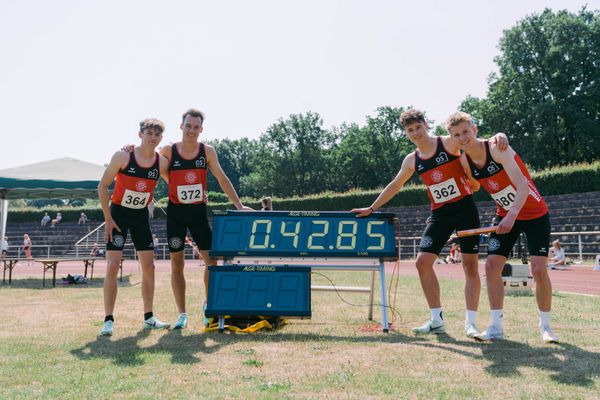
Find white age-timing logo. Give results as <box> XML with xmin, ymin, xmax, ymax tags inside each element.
<box><xmin>112</xmin><ymin>234</ymin><xmax>125</xmax><ymax>247</ymax></box>
<box><xmin>488</xmin><ymin>180</ymin><xmax>500</xmax><ymax>191</ymax></box>
<box><xmin>435</xmin><ymin>152</ymin><xmax>449</xmax><ymax>165</ymax></box>
<box><xmin>195</xmin><ymin>157</ymin><xmax>206</xmax><ymax>167</ymax></box>
<box><xmin>431</xmin><ymin>171</ymin><xmax>444</xmax><ymax>183</ymax></box>
<box><xmin>135</xmin><ymin>180</ymin><xmax>148</xmax><ymax>191</ymax></box>
<box><xmin>184</xmin><ymin>171</ymin><xmax>197</xmax><ymax>184</ymax></box>
<box><xmin>420</xmin><ymin>236</ymin><xmax>434</xmax><ymax>248</ymax></box>
<box><xmin>169</xmin><ymin>237</ymin><xmax>183</xmax><ymax>249</ymax></box>
<box><xmin>487</xmin><ymin>162</ymin><xmax>500</xmax><ymax>174</ymax></box>
<box><xmin>488</xmin><ymin>238</ymin><xmax>501</xmax><ymax>252</ymax></box>
<box><xmin>147</xmin><ymin>169</ymin><xmax>158</xmax><ymax>179</ymax></box>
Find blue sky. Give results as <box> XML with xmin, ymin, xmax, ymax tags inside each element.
<box><xmin>0</xmin><ymin>0</ymin><xmax>596</xmax><ymax>169</ymax></box>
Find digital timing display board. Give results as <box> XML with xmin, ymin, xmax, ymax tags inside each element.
<box><xmin>210</xmin><ymin>211</ymin><xmax>398</xmax><ymax>258</ymax></box>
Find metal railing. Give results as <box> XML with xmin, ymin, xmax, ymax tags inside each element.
<box><xmin>74</xmin><ymin>223</ymin><xmax>106</xmax><ymax>257</ymax></box>
<box><xmin>399</xmin><ymin>231</ymin><xmax>600</xmax><ymax>261</ymax></box>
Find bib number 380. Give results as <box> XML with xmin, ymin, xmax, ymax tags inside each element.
<box><xmin>122</xmin><ymin>189</ymin><xmax>150</xmax><ymax>209</ymax></box>
<box><xmin>428</xmin><ymin>178</ymin><xmax>460</xmax><ymax>204</ymax></box>
<box><xmin>490</xmin><ymin>185</ymin><xmax>517</xmax><ymax>210</ymax></box>
<box><xmin>177</xmin><ymin>184</ymin><xmax>203</xmax><ymax>204</ymax></box>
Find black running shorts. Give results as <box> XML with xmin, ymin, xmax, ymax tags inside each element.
<box><xmin>419</xmin><ymin>196</ymin><xmax>480</xmax><ymax>255</ymax></box>
<box><xmin>106</xmin><ymin>204</ymin><xmax>154</xmax><ymax>251</ymax></box>
<box><xmin>167</xmin><ymin>202</ymin><xmax>212</xmax><ymax>252</ymax></box>
<box><xmin>487</xmin><ymin>213</ymin><xmax>550</xmax><ymax>258</ymax></box>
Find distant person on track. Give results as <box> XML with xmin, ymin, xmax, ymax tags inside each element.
<box><xmin>445</xmin><ymin>243</ymin><xmax>462</xmax><ymax>264</ymax></box>
<box><xmin>23</xmin><ymin>234</ymin><xmax>32</xmax><ymax>264</ymax></box>
<box><xmin>1</xmin><ymin>236</ymin><xmax>8</xmax><ymax>258</ymax></box>
<box><xmin>547</xmin><ymin>239</ymin><xmax>566</xmax><ymax>269</ymax></box>
<box><xmin>97</xmin><ymin>118</ymin><xmax>170</xmax><ymax>337</ymax></box>
<box><xmin>447</xmin><ymin>111</ymin><xmax>558</xmax><ymax>343</ymax></box>
<box><xmin>352</xmin><ymin>108</ymin><xmax>508</xmax><ymax>339</ymax></box>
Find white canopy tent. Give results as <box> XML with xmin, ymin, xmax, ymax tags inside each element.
<box><xmin>0</xmin><ymin>157</ymin><xmax>105</xmax><ymax>243</ymax></box>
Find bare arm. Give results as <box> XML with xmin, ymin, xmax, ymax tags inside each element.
<box><xmin>490</xmin><ymin>145</ymin><xmax>529</xmax><ymax>234</ymax></box>
<box><xmin>205</xmin><ymin>145</ymin><xmax>252</xmax><ymax>210</ymax></box>
<box><xmin>98</xmin><ymin>151</ymin><xmax>129</xmax><ymax>242</ymax></box>
<box><xmin>459</xmin><ymin>153</ymin><xmax>480</xmax><ymax>192</ymax></box>
<box><xmin>351</xmin><ymin>153</ymin><xmax>416</xmax><ymax>217</ymax></box>
<box><xmin>158</xmin><ymin>154</ymin><xmax>169</xmax><ymax>183</ymax></box>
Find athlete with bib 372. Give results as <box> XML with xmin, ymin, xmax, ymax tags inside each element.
<box><xmin>160</xmin><ymin>108</ymin><xmax>252</xmax><ymax>329</ymax></box>
<box><xmin>446</xmin><ymin>111</ymin><xmax>558</xmax><ymax>344</ymax></box>
<box><xmin>98</xmin><ymin>118</ymin><xmax>170</xmax><ymax>337</ymax></box>
<box><xmin>352</xmin><ymin>109</ymin><xmax>508</xmax><ymax>338</ymax></box>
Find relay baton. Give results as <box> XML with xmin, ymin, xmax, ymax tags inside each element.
<box><xmin>456</xmin><ymin>226</ymin><xmax>497</xmax><ymax>238</ymax></box>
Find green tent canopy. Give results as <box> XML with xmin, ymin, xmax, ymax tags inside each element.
<box><xmin>0</xmin><ymin>157</ymin><xmax>105</xmax><ymax>242</ymax></box>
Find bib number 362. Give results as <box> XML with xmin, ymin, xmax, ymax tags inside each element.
<box><xmin>122</xmin><ymin>189</ymin><xmax>150</xmax><ymax>209</ymax></box>
<box><xmin>177</xmin><ymin>184</ymin><xmax>203</xmax><ymax>204</ymax></box>
<box><xmin>428</xmin><ymin>178</ymin><xmax>460</xmax><ymax>204</ymax></box>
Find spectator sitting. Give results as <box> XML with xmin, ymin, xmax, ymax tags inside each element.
<box><xmin>78</xmin><ymin>212</ymin><xmax>88</xmax><ymax>225</ymax></box>
<box><xmin>261</xmin><ymin>196</ymin><xmax>273</xmax><ymax>211</ymax></box>
<box><xmin>547</xmin><ymin>239</ymin><xmax>566</xmax><ymax>270</ymax></box>
<box><xmin>41</xmin><ymin>212</ymin><xmax>51</xmax><ymax>227</ymax></box>
<box><xmin>1</xmin><ymin>236</ymin><xmax>8</xmax><ymax>259</ymax></box>
<box><xmin>51</xmin><ymin>213</ymin><xmax>62</xmax><ymax>227</ymax></box>
<box><xmin>89</xmin><ymin>242</ymin><xmax>104</xmax><ymax>257</ymax></box>
<box><xmin>444</xmin><ymin>243</ymin><xmax>462</xmax><ymax>264</ymax></box>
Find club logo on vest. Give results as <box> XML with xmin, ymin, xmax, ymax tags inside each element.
<box><xmin>169</xmin><ymin>237</ymin><xmax>183</xmax><ymax>249</ymax></box>
<box><xmin>147</xmin><ymin>169</ymin><xmax>158</xmax><ymax>179</ymax></box>
<box><xmin>135</xmin><ymin>181</ymin><xmax>148</xmax><ymax>191</ymax></box>
<box><xmin>488</xmin><ymin>238</ymin><xmax>501</xmax><ymax>252</ymax></box>
<box><xmin>431</xmin><ymin>170</ymin><xmax>444</xmax><ymax>183</ymax></box>
<box><xmin>112</xmin><ymin>234</ymin><xmax>125</xmax><ymax>248</ymax></box>
<box><xmin>487</xmin><ymin>162</ymin><xmax>500</xmax><ymax>175</ymax></box>
<box><xmin>195</xmin><ymin>157</ymin><xmax>206</xmax><ymax>167</ymax></box>
<box><xmin>435</xmin><ymin>152</ymin><xmax>449</xmax><ymax>165</ymax></box>
<box><xmin>184</xmin><ymin>171</ymin><xmax>197</xmax><ymax>183</ymax></box>
<box><xmin>420</xmin><ymin>236</ymin><xmax>433</xmax><ymax>248</ymax></box>
<box><xmin>488</xmin><ymin>180</ymin><xmax>500</xmax><ymax>191</ymax></box>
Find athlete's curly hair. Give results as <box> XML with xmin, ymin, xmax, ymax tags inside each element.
<box><xmin>399</xmin><ymin>109</ymin><xmax>426</xmax><ymax>128</ymax></box>
<box><xmin>139</xmin><ymin>118</ymin><xmax>165</xmax><ymax>133</ymax></box>
<box><xmin>444</xmin><ymin>111</ymin><xmax>473</xmax><ymax>131</ymax></box>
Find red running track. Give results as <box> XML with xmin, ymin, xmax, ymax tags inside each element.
<box><xmin>3</xmin><ymin>259</ymin><xmax>599</xmax><ymax>296</ymax></box>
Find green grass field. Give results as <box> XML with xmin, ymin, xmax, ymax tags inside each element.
<box><xmin>1</xmin><ymin>269</ymin><xmax>599</xmax><ymax>399</ymax></box>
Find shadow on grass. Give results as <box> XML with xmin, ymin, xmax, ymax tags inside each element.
<box><xmin>0</xmin><ymin>275</ymin><xmax>135</xmax><ymax>290</ymax></box>
<box><xmin>412</xmin><ymin>334</ymin><xmax>600</xmax><ymax>388</ymax></box>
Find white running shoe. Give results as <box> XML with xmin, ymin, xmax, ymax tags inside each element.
<box><xmin>464</xmin><ymin>322</ymin><xmax>480</xmax><ymax>339</ymax></box>
<box><xmin>143</xmin><ymin>316</ymin><xmax>170</xmax><ymax>330</ymax></box>
<box><xmin>412</xmin><ymin>319</ymin><xmax>445</xmax><ymax>335</ymax></box>
<box><xmin>474</xmin><ymin>325</ymin><xmax>504</xmax><ymax>341</ymax></box>
<box><xmin>541</xmin><ymin>325</ymin><xmax>559</xmax><ymax>344</ymax></box>
<box><xmin>100</xmin><ymin>320</ymin><xmax>114</xmax><ymax>336</ymax></box>
<box><xmin>173</xmin><ymin>313</ymin><xmax>188</xmax><ymax>330</ymax></box>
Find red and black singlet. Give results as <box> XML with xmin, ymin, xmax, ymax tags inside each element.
<box><xmin>415</xmin><ymin>137</ymin><xmax>473</xmax><ymax>210</ymax></box>
<box><xmin>111</xmin><ymin>152</ymin><xmax>160</xmax><ymax>209</ymax></box>
<box><xmin>466</xmin><ymin>140</ymin><xmax>547</xmax><ymax>220</ymax></box>
<box><xmin>168</xmin><ymin>143</ymin><xmax>208</xmax><ymax>204</ymax></box>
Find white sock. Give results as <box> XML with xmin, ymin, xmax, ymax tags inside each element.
<box><xmin>491</xmin><ymin>309</ymin><xmax>504</xmax><ymax>328</ymax></box>
<box><xmin>466</xmin><ymin>310</ymin><xmax>477</xmax><ymax>325</ymax></box>
<box><xmin>431</xmin><ymin>308</ymin><xmax>443</xmax><ymax>323</ymax></box>
<box><xmin>539</xmin><ymin>311</ymin><xmax>551</xmax><ymax>327</ymax></box>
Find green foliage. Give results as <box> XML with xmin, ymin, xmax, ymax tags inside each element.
<box><xmin>461</xmin><ymin>7</ymin><xmax>600</xmax><ymax>168</ymax></box>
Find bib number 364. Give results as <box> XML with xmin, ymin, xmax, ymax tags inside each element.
<box><xmin>122</xmin><ymin>189</ymin><xmax>150</xmax><ymax>209</ymax></box>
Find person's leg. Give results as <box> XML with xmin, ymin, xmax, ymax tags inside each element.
<box><xmin>199</xmin><ymin>250</ymin><xmax>218</xmax><ymax>296</ymax></box>
<box><xmin>461</xmin><ymin>253</ymin><xmax>480</xmax><ymax>313</ymax></box>
<box><xmin>166</xmin><ymin>202</ymin><xmax>188</xmax><ymax>315</ymax></box>
<box><xmin>170</xmin><ymin>250</ymin><xmax>186</xmax><ymax>314</ymax></box>
<box><xmin>103</xmin><ymin>250</ymin><xmax>123</xmax><ymax>316</ymax></box>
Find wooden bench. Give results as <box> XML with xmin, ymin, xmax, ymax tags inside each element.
<box><xmin>2</xmin><ymin>257</ymin><xmax>24</xmax><ymax>284</ymax></box>
<box><xmin>34</xmin><ymin>257</ymin><xmax>122</xmax><ymax>287</ymax></box>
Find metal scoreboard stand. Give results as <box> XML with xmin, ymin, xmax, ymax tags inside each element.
<box><xmin>209</xmin><ymin>210</ymin><xmax>399</xmax><ymax>333</ymax></box>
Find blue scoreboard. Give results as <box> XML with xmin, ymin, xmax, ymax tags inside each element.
<box><xmin>210</xmin><ymin>210</ymin><xmax>398</xmax><ymax>259</ymax></box>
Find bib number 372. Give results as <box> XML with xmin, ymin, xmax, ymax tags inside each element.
<box><xmin>122</xmin><ymin>189</ymin><xmax>150</xmax><ymax>209</ymax></box>
<box><xmin>177</xmin><ymin>184</ymin><xmax>203</xmax><ymax>204</ymax></box>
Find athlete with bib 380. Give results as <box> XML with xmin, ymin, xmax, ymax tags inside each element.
<box><xmin>352</xmin><ymin>109</ymin><xmax>508</xmax><ymax>338</ymax></box>
<box><xmin>160</xmin><ymin>109</ymin><xmax>252</xmax><ymax>329</ymax></box>
<box><xmin>98</xmin><ymin>118</ymin><xmax>170</xmax><ymax>336</ymax></box>
<box><xmin>446</xmin><ymin>111</ymin><xmax>558</xmax><ymax>344</ymax></box>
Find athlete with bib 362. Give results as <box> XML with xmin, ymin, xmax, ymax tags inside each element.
<box><xmin>446</xmin><ymin>111</ymin><xmax>558</xmax><ymax>344</ymax></box>
<box><xmin>98</xmin><ymin>118</ymin><xmax>170</xmax><ymax>337</ymax></box>
<box><xmin>160</xmin><ymin>108</ymin><xmax>252</xmax><ymax>329</ymax></box>
<box><xmin>352</xmin><ymin>109</ymin><xmax>508</xmax><ymax>338</ymax></box>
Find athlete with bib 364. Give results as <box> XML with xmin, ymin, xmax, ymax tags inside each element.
<box><xmin>446</xmin><ymin>111</ymin><xmax>558</xmax><ymax>344</ymax></box>
<box><xmin>352</xmin><ymin>109</ymin><xmax>509</xmax><ymax>338</ymax></box>
<box><xmin>98</xmin><ymin>118</ymin><xmax>170</xmax><ymax>337</ymax></box>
